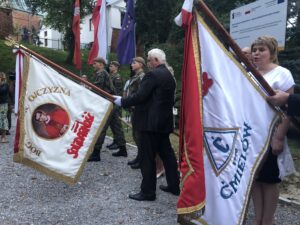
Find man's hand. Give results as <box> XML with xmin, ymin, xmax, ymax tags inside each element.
<box><xmin>113</xmin><ymin>95</ymin><xmax>122</xmax><ymax>106</ymax></box>
<box><xmin>267</xmin><ymin>90</ymin><xmax>289</xmax><ymax>107</ymax></box>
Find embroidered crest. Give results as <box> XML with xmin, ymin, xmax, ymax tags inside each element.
<box><xmin>204</xmin><ymin>128</ymin><xmax>239</xmax><ymax>176</ymax></box>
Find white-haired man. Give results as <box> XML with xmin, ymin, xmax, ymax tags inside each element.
<box><xmin>114</xmin><ymin>48</ymin><xmax>180</xmax><ymax>201</ymax></box>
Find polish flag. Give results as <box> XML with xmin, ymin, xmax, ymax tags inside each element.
<box><xmin>174</xmin><ymin>0</ymin><xmax>193</xmax><ymax>27</ymax></box>
<box><xmin>87</xmin><ymin>0</ymin><xmax>107</xmax><ymax>64</ymax></box>
<box><xmin>72</xmin><ymin>0</ymin><xmax>82</xmax><ymax>70</ymax></box>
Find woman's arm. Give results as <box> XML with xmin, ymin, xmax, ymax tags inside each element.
<box><xmin>271</xmin><ymin>86</ymin><xmax>294</xmax><ymax>155</ymax></box>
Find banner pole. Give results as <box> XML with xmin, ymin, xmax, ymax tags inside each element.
<box><xmin>194</xmin><ymin>0</ymin><xmax>275</xmax><ymax>95</ymax></box>
<box><xmin>18</xmin><ymin>44</ymin><xmax>115</xmax><ymax>102</ymax></box>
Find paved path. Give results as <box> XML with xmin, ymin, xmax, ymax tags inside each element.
<box><xmin>0</xmin><ymin>116</ymin><xmax>299</xmax><ymax>225</ymax></box>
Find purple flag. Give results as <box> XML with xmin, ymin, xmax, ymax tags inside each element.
<box><xmin>116</xmin><ymin>0</ymin><xmax>135</xmax><ymax>65</ymax></box>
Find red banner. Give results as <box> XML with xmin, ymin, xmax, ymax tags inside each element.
<box><xmin>177</xmin><ymin>7</ymin><xmax>205</xmax><ymax>220</ymax></box>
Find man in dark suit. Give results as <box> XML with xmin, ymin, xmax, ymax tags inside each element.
<box><xmin>267</xmin><ymin>90</ymin><xmax>300</xmax><ymax>117</ymax></box>
<box><xmin>114</xmin><ymin>48</ymin><xmax>180</xmax><ymax>201</ymax></box>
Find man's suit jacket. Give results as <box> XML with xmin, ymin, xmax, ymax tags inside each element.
<box><xmin>288</xmin><ymin>94</ymin><xmax>300</xmax><ymax>117</ymax></box>
<box><xmin>121</xmin><ymin>64</ymin><xmax>176</xmax><ymax>133</ymax></box>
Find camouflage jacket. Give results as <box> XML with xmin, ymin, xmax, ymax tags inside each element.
<box><xmin>127</xmin><ymin>71</ymin><xmax>145</xmax><ymax>96</ymax></box>
<box><xmin>110</xmin><ymin>73</ymin><xmax>123</xmax><ymax>96</ymax></box>
<box><xmin>94</xmin><ymin>69</ymin><xmax>115</xmax><ymax>94</ymax></box>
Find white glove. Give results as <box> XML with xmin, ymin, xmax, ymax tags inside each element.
<box><xmin>113</xmin><ymin>95</ymin><xmax>122</xmax><ymax>106</ymax></box>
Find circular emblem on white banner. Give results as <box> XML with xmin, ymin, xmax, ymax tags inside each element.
<box><xmin>32</xmin><ymin>103</ymin><xmax>70</xmax><ymax>140</ymax></box>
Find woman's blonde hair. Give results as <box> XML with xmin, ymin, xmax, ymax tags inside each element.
<box><xmin>0</xmin><ymin>72</ymin><xmax>7</xmax><ymax>84</ymax></box>
<box><xmin>251</xmin><ymin>36</ymin><xmax>279</xmax><ymax>64</ymax></box>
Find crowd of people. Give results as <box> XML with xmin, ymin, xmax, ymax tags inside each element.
<box><xmin>2</xmin><ymin>34</ymin><xmax>299</xmax><ymax>224</ymax></box>
<box><xmin>85</xmin><ymin>49</ymin><xmax>178</xmax><ymax>201</ymax></box>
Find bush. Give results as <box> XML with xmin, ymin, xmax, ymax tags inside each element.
<box><xmin>279</xmin><ymin>46</ymin><xmax>300</xmax><ymax>92</ymax></box>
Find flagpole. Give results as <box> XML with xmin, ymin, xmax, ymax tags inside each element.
<box><xmin>18</xmin><ymin>44</ymin><xmax>115</xmax><ymax>102</ymax></box>
<box><xmin>194</xmin><ymin>0</ymin><xmax>275</xmax><ymax>96</ymax></box>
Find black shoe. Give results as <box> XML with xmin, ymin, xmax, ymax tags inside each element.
<box><xmin>128</xmin><ymin>192</ymin><xmax>155</xmax><ymax>201</ymax></box>
<box><xmin>106</xmin><ymin>141</ymin><xmax>115</xmax><ymax>148</ymax></box>
<box><xmin>87</xmin><ymin>155</ymin><xmax>101</xmax><ymax>162</ymax></box>
<box><xmin>6</xmin><ymin>131</ymin><xmax>10</xmax><ymax>135</ymax></box>
<box><xmin>159</xmin><ymin>185</ymin><xmax>180</xmax><ymax>196</ymax></box>
<box><xmin>127</xmin><ymin>158</ymin><xmax>138</xmax><ymax>165</ymax></box>
<box><xmin>112</xmin><ymin>146</ymin><xmax>127</xmax><ymax>157</ymax></box>
<box><xmin>108</xmin><ymin>143</ymin><xmax>119</xmax><ymax>150</ymax></box>
<box><xmin>112</xmin><ymin>149</ymin><xmax>127</xmax><ymax>157</ymax></box>
<box><xmin>130</xmin><ymin>162</ymin><xmax>140</xmax><ymax>169</ymax></box>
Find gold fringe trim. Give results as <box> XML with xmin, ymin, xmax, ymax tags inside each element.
<box><xmin>14</xmin><ymin>54</ymin><xmax>114</xmax><ymax>184</ymax></box>
<box><xmin>178</xmin><ymin>211</ymin><xmax>208</xmax><ymax>225</ymax></box>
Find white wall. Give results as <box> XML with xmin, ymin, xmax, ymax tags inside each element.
<box><xmin>39</xmin><ymin>25</ymin><xmax>64</xmax><ymax>50</ymax></box>
<box><xmin>38</xmin><ymin>0</ymin><xmax>126</xmax><ymax>51</ymax></box>
<box><xmin>80</xmin><ymin>14</ymin><xmax>93</xmax><ymax>47</ymax></box>
<box><xmin>81</xmin><ymin>1</ymin><xmax>125</xmax><ymax>50</ymax></box>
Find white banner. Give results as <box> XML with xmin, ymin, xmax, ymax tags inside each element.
<box><xmin>230</xmin><ymin>0</ymin><xmax>288</xmax><ymax>49</ymax></box>
<box><xmin>197</xmin><ymin>15</ymin><xmax>280</xmax><ymax>225</ymax></box>
<box><xmin>14</xmin><ymin>55</ymin><xmax>112</xmax><ymax>184</ymax></box>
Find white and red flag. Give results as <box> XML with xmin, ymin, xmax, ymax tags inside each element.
<box><xmin>174</xmin><ymin>0</ymin><xmax>193</xmax><ymax>27</ymax></box>
<box><xmin>176</xmin><ymin>0</ymin><xmax>205</xmax><ymax>221</ymax></box>
<box><xmin>87</xmin><ymin>0</ymin><xmax>107</xmax><ymax>64</ymax></box>
<box><xmin>72</xmin><ymin>0</ymin><xmax>82</xmax><ymax>70</ymax></box>
<box><xmin>13</xmin><ymin>54</ymin><xmax>112</xmax><ymax>184</ymax></box>
<box><xmin>14</xmin><ymin>50</ymin><xmax>24</xmax><ymax>114</ymax></box>
<box><xmin>176</xmin><ymin>2</ymin><xmax>281</xmax><ymax>224</ymax></box>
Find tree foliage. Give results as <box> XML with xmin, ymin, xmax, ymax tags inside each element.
<box><xmin>26</xmin><ymin>0</ymin><xmax>94</xmax><ymax>63</ymax></box>
<box><xmin>286</xmin><ymin>0</ymin><xmax>300</xmax><ymax>47</ymax></box>
<box><xmin>135</xmin><ymin>0</ymin><xmax>178</xmax><ymax>47</ymax></box>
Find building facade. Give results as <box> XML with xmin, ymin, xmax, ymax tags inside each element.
<box><xmin>39</xmin><ymin>0</ymin><xmax>126</xmax><ymax>51</ymax></box>
<box><xmin>0</xmin><ymin>0</ymin><xmax>42</xmax><ymax>42</ymax></box>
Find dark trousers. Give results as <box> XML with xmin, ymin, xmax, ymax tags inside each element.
<box><xmin>139</xmin><ymin>131</ymin><xmax>179</xmax><ymax>195</ymax></box>
<box><xmin>7</xmin><ymin>103</ymin><xmax>12</xmax><ymax>130</ymax></box>
<box><xmin>131</xmin><ymin>112</ymin><xmax>141</xmax><ymax>162</ymax></box>
<box><xmin>109</xmin><ymin>106</ymin><xmax>126</xmax><ymax>146</ymax></box>
<box><xmin>91</xmin><ymin>106</ymin><xmax>126</xmax><ymax>156</ymax></box>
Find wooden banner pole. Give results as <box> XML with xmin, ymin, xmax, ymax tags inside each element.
<box><xmin>8</xmin><ymin>41</ymin><xmax>115</xmax><ymax>102</ymax></box>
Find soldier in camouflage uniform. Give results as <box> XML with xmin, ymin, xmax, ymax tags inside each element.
<box><xmin>125</xmin><ymin>57</ymin><xmax>146</xmax><ymax>169</ymax></box>
<box><xmin>106</xmin><ymin>61</ymin><xmax>127</xmax><ymax>157</ymax></box>
<box><xmin>88</xmin><ymin>57</ymin><xmax>127</xmax><ymax>162</ymax></box>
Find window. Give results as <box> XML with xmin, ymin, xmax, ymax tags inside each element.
<box><xmin>45</xmin><ymin>39</ymin><xmax>48</xmax><ymax>46</ymax></box>
<box><xmin>44</xmin><ymin>31</ymin><xmax>47</xmax><ymax>37</ymax></box>
<box><xmin>89</xmin><ymin>18</ymin><xmax>93</xmax><ymax>31</ymax></box>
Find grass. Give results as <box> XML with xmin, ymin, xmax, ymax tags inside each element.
<box><xmin>0</xmin><ymin>39</ymin><xmax>131</xmax><ymax>82</ymax></box>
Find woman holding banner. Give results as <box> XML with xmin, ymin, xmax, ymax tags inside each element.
<box><xmin>0</xmin><ymin>72</ymin><xmax>9</xmax><ymax>143</ymax></box>
<box><xmin>250</xmin><ymin>36</ymin><xmax>295</xmax><ymax>225</ymax></box>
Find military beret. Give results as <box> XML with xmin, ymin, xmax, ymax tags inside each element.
<box><xmin>110</xmin><ymin>61</ymin><xmax>120</xmax><ymax>67</ymax></box>
<box><xmin>93</xmin><ymin>57</ymin><xmax>106</xmax><ymax>65</ymax></box>
<box><xmin>133</xmin><ymin>57</ymin><xmax>146</xmax><ymax>66</ymax></box>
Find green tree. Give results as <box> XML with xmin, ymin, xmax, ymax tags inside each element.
<box><xmin>135</xmin><ymin>0</ymin><xmax>178</xmax><ymax>48</ymax></box>
<box><xmin>26</xmin><ymin>0</ymin><xmax>94</xmax><ymax>64</ymax></box>
<box><xmin>286</xmin><ymin>0</ymin><xmax>300</xmax><ymax>47</ymax></box>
